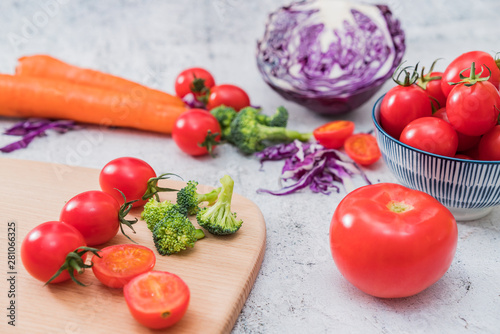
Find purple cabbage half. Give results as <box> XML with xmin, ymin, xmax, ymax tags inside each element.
<box><xmin>256</xmin><ymin>0</ymin><xmax>405</xmax><ymax>114</ymax></box>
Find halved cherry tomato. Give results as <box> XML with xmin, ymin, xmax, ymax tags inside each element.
<box><xmin>313</xmin><ymin>121</ymin><xmax>355</xmax><ymax>149</ymax></box>
<box><xmin>344</xmin><ymin>134</ymin><xmax>381</xmax><ymax>166</ymax></box>
<box><xmin>206</xmin><ymin>84</ymin><xmax>250</xmax><ymax>111</ymax></box>
<box><xmin>124</xmin><ymin>271</ymin><xmax>190</xmax><ymax>329</ymax></box>
<box><xmin>92</xmin><ymin>244</ymin><xmax>156</xmax><ymax>288</ymax></box>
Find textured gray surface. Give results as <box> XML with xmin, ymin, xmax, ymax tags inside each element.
<box><xmin>0</xmin><ymin>1</ymin><xmax>499</xmax><ymax>333</ymax></box>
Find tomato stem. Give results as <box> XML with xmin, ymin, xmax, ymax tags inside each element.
<box><xmin>416</xmin><ymin>58</ymin><xmax>442</xmax><ymax>90</ymax></box>
<box><xmin>392</xmin><ymin>61</ymin><xmax>419</xmax><ymax>87</ymax></box>
<box><xmin>45</xmin><ymin>246</ymin><xmax>101</xmax><ymax>286</ymax></box>
<box><xmin>142</xmin><ymin>173</ymin><xmax>180</xmax><ymax>202</ymax></box>
<box><xmin>387</xmin><ymin>201</ymin><xmax>414</xmax><ymax>213</ymax></box>
<box><xmin>199</xmin><ymin>129</ymin><xmax>220</xmax><ymax>158</ymax></box>
<box><xmin>448</xmin><ymin>62</ymin><xmax>491</xmax><ymax>87</ymax></box>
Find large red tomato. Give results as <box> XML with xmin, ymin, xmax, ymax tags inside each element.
<box><xmin>330</xmin><ymin>183</ymin><xmax>458</xmax><ymax>298</ymax></box>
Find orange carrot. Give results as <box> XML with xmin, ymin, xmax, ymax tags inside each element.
<box><xmin>0</xmin><ymin>74</ymin><xmax>186</xmax><ymax>134</ymax></box>
<box><xmin>16</xmin><ymin>54</ymin><xmax>185</xmax><ymax>107</ymax></box>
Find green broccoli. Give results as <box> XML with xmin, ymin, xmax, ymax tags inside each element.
<box><xmin>176</xmin><ymin>180</ymin><xmax>221</xmax><ymax>216</ymax></box>
<box><xmin>229</xmin><ymin>107</ymin><xmax>311</xmax><ymax>154</ymax></box>
<box><xmin>196</xmin><ymin>175</ymin><xmax>243</xmax><ymax>235</ymax></box>
<box><xmin>255</xmin><ymin>106</ymin><xmax>289</xmax><ymax>128</ymax></box>
<box><xmin>152</xmin><ymin>204</ymin><xmax>205</xmax><ymax>255</ymax></box>
<box><xmin>210</xmin><ymin>105</ymin><xmax>237</xmax><ymax>141</ymax></box>
<box><xmin>141</xmin><ymin>198</ymin><xmax>176</xmax><ymax>231</ymax></box>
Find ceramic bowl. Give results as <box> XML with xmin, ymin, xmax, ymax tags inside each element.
<box><xmin>372</xmin><ymin>95</ymin><xmax>500</xmax><ymax>221</ymax></box>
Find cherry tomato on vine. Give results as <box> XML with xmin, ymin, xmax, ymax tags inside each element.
<box><xmin>441</xmin><ymin>51</ymin><xmax>500</xmax><ymax>97</ymax></box>
<box><xmin>433</xmin><ymin>108</ymin><xmax>481</xmax><ymax>152</ymax></box>
<box><xmin>172</xmin><ymin>108</ymin><xmax>221</xmax><ymax>156</ymax></box>
<box><xmin>380</xmin><ymin>64</ymin><xmax>433</xmax><ymax>139</ymax></box>
<box><xmin>206</xmin><ymin>84</ymin><xmax>250</xmax><ymax>111</ymax></box>
<box><xmin>344</xmin><ymin>133</ymin><xmax>381</xmax><ymax>166</ymax></box>
<box><xmin>478</xmin><ymin>125</ymin><xmax>500</xmax><ymax>161</ymax></box>
<box><xmin>21</xmin><ymin>221</ymin><xmax>99</xmax><ymax>285</ymax></box>
<box><xmin>100</xmin><ymin>157</ymin><xmax>175</xmax><ymax>208</ymax></box>
<box><xmin>313</xmin><ymin>120</ymin><xmax>355</xmax><ymax>149</ymax></box>
<box><xmin>124</xmin><ymin>271</ymin><xmax>190</xmax><ymax>329</ymax></box>
<box><xmin>400</xmin><ymin>117</ymin><xmax>458</xmax><ymax>157</ymax></box>
<box><xmin>446</xmin><ymin>62</ymin><xmax>500</xmax><ymax>136</ymax></box>
<box><xmin>174</xmin><ymin>67</ymin><xmax>215</xmax><ymax>99</ymax></box>
<box><xmin>330</xmin><ymin>183</ymin><xmax>458</xmax><ymax>298</ymax></box>
<box><xmin>92</xmin><ymin>244</ymin><xmax>156</xmax><ymax>288</ymax></box>
<box><xmin>59</xmin><ymin>190</ymin><xmax>138</xmax><ymax>246</ymax></box>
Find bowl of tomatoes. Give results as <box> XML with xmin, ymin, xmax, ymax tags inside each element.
<box><xmin>372</xmin><ymin>51</ymin><xmax>500</xmax><ymax>221</ymax></box>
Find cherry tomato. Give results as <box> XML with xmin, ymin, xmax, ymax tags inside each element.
<box><xmin>174</xmin><ymin>67</ymin><xmax>215</xmax><ymax>99</ymax></box>
<box><xmin>344</xmin><ymin>133</ymin><xmax>381</xmax><ymax>166</ymax></box>
<box><xmin>433</xmin><ymin>108</ymin><xmax>481</xmax><ymax>152</ymax></box>
<box><xmin>330</xmin><ymin>183</ymin><xmax>458</xmax><ymax>298</ymax></box>
<box><xmin>172</xmin><ymin>108</ymin><xmax>221</xmax><ymax>156</ymax></box>
<box><xmin>92</xmin><ymin>244</ymin><xmax>156</xmax><ymax>288</ymax></box>
<box><xmin>418</xmin><ymin>71</ymin><xmax>447</xmax><ymax>109</ymax></box>
<box><xmin>206</xmin><ymin>84</ymin><xmax>250</xmax><ymax>111</ymax></box>
<box><xmin>21</xmin><ymin>221</ymin><xmax>89</xmax><ymax>284</ymax></box>
<box><xmin>441</xmin><ymin>51</ymin><xmax>500</xmax><ymax>97</ymax></box>
<box><xmin>380</xmin><ymin>85</ymin><xmax>433</xmax><ymax>139</ymax></box>
<box><xmin>100</xmin><ymin>157</ymin><xmax>156</xmax><ymax>208</ymax></box>
<box><xmin>446</xmin><ymin>71</ymin><xmax>500</xmax><ymax>136</ymax></box>
<box><xmin>124</xmin><ymin>271</ymin><xmax>190</xmax><ymax>329</ymax></box>
<box><xmin>60</xmin><ymin>190</ymin><xmax>137</xmax><ymax>246</ymax></box>
<box><xmin>454</xmin><ymin>154</ymin><xmax>472</xmax><ymax>160</ymax></box>
<box><xmin>313</xmin><ymin>121</ymin><xmax>355</xmax><ymax>149</ymax></box>
<box><xmin>400</xmin><ymin>117</ymin><xmax>458</xmax><ymax>157</ymax></box>
<box><xmin>478</xmin><ymin>125</ymin><xmax>500</xmax><ymax>161</ymax></box>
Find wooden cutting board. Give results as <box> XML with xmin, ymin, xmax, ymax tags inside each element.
<box><xmin>0</xmin><ymin>158</ymin><xmax>266</xmax><ymax>334</ymax></box>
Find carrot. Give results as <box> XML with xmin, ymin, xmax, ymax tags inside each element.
<box><xmin>16</xmin><ymin>55</ymin><xmax>185</xmax><ymax>107</ymax></box>
<box><xmin>0</xmin><ymin>74</ymin><xmax>186</xmax><ymax>134</ymax></box>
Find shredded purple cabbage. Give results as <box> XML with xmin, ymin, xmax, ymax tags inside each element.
<box><xmin>182</xmin><ymin>93</ymin><xmax>206</xmax><ymax>109</ymax></box>
<box><xmin>256</xmin><ymin>140</ymin><xmax>371</xmax><ymax>195</ymax></box>
<box><xmin>1</xmin><ymin>118</ymin><xmax>79</xmax><ymax>153</ymax></box>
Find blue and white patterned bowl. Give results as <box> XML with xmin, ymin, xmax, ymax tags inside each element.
<box><xmin>372</xmin><ymin>95</ymin><xmax>500</xmax><ymax>221</ymax></box>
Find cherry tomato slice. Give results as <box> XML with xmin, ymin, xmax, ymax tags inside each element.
<box><xmin>92</xmin><ymin>244</ymin><xmax>156</xmax><ymax>288</ymax></box>
<box><xmin>344</xmin><ymin>134</ymin><xmax>381</xmax><ymax>166</ymax></box>
<box><xmin>313</xmin><ymin>120</ymin><xmax>355</xmax><ymax>149</ymax></box>
<box><xmin>124</xmin><ymin>271</ymin><xmax>190</xmax><ymax>329</ymax></box>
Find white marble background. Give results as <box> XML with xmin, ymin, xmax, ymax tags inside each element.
<box><xmin>1</xmin><ymin>1</ymin><xmax>499</xmax><ymax>333</ymax></box>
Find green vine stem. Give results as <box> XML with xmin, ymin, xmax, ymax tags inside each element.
<box><xmin>45</xmin><ymin>246</ymin><xmax>101</xmax><ymax>286</ymax></box>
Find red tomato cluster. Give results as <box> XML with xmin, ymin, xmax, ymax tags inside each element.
<box><xmin>172</xmin><ymin>68</ymin><xmax>251</xmax><ymax>157</ymax></box>
<box><xmin>380</xmin><ymin>51</ymin><xmax>500</xmax><ymax>160</ymax></box>
<box><xmin>21</xmin><ymin>157</ymin><xmax>189</xmax><ymax>330</ymax></box>
<box><xmin>313</xmin><ymin>120</ymin><xmax>381</xmax><ymax>166</ymax></box>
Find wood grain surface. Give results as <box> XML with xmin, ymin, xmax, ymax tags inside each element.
<box><xmin>0</xmin><ymin>158</ymin><xmax>266</xmax><ymax>334</ymax></box>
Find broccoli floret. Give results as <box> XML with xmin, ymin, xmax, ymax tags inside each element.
<box><xmin>141</xmin><ymin>198</ymin><xmax>176</xmax><ymax>231</ymax></box>
<box><xmin>229</xmin><ymin>107</ymin><xmax>311</xmax><ymax>154</ymax></box>
<box><xmin>210</xmin><ymin>105</ymin><xmax>237</xmax><ymax>141</ymax></box>
<box><xmin>196</xmin><ymin>175</ymin><xmax>243</xmax><ymax>235</ymax></box>
<box><xmin>153</xmin><ymin>204</ymin><xmax>205</xmax><ymax>255</ymax></box>
<box><xmin>255</xmin><ymin>106</ymin><xmax>289</xmax><ymax>127</ymax></box>
<box><xmin>176</xmin><ymin>180</ymin><xmax>221</xmax><ymax>216</ymax></box>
